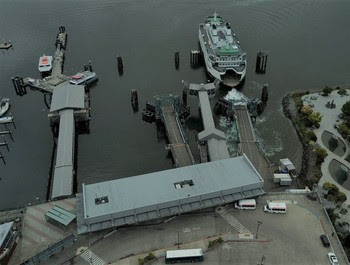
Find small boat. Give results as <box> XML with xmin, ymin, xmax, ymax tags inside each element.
<box><xmin>0</xmin><ymin>98</ymin><xmax>10</xmax><ymax>117</ymax></box>
<box><xmin>38</xmin><ymin>54</ymin><xmax>53</xmax><ymax>76</ymax></box>
<box><xmin>69</xmin><ymin>71</ymin><xmax>98</xmax><ymax>86</ymax></box>
<box><xmin>0</xmin><ymin>116</ymin><xmax>13</xmax><ymax>125</ymax></box>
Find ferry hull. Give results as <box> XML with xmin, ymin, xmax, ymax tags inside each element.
<box><xmin>198</xmin><ymin>26</ymin><xmax>246</xmax><ymax>88</ymax></box>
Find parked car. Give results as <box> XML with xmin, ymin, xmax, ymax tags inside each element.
<box><xmin>320</xmin><ymin>234</ymin><xmax>330</xmax><ymax>247</ymax></box>
<box><xmin>328</xmin><ymin>252</ymin><xmax>339</xmax><ymax>265</ymax></box>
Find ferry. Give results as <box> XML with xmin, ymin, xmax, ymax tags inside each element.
<box><xmin>38</xmin><ymin>55</ymin><xmax>53</xmax><ymax>76</ymax></box>
<box><xmin>69</xmin><ymin>71</ymin><xmax>98</xmax><ymax>86</ymax></box>
<box><xmin>199</xmin><ymin>13</ymin><xmax>247</xmax><ymax>87</ymax></box>
<box><xmin>0</xmin><ymin>98</ymin><xmax>10</xmax><ymax>117</ymax></box>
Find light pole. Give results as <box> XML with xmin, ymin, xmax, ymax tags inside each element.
<box><xmin>256</xmin><ymin>221</ymin><xmax>262</xmax><ymax>239</ymax></box>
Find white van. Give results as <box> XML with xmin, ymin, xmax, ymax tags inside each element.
<box><xmin>234</xmin><ymin>199</ymin><xmax>256</xmax><ymax>210</ymax></box>
<box><xmin>264</xmin><ymin>202</ymin><xmax>287</xmax><ymax>213</ymax></box>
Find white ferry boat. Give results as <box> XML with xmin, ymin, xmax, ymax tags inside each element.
<box><xmin>38</xmin><ymin>55</ymin><xmax>53</xmax><ymax>76</ymax></box>
<box><xmin>199</xmin><ymin>13</ymin><xmax>247</xmax><ymax>87</ymax></box>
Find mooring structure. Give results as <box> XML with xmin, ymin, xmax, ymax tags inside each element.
<box><xmin>11</xmin><ymin>26</ymin><xmax>98</xmax><ymax>199</ymax></box>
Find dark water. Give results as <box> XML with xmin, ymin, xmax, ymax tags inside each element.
<box><xmin>0</xmin><ymin>0</ymin><xmax>350</xmax><ymax>210</ymax></box>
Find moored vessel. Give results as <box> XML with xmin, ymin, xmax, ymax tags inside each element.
<box><xmin>199</xmin><ymin>13</ymin><xmax>246</xmax><ymax>87</ymax></box>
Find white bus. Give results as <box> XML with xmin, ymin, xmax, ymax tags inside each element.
<box><xmin>234</xmin><ymin>199</ymin><xmax>256</xmax><ymax>210</ymax></box>
<box><xmin>165</xmin><ymin>248</ymin><xmax>204</xmax><ymax>264</ymax></box>
<box><xmin>264</xmin><ymin>202</ymin><xmax>287</xmax><ymax>214</ymax></box>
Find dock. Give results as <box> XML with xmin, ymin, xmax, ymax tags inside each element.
<box><xmin>161</xmin><ymin>105</ymin><xmax>194</xmax><ymax>167</ymax></box>
<box><xmin>12</xmin><ymin>26</ymin><xmax>98</xmax><ymax>199</ymax></box>
<box><xmin>184</xmin><ymin>81</ymin><xmax>230</xmax><ymax>162</ymax></box>
<box><xmin>235</xmin><ymin>104</ymin><xmax>275</xmax><ymax>188</ymax></box>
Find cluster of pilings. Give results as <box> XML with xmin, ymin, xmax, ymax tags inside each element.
<box><xmin>190</xmin><ymin>50</ymin><xmax>201</xmax><ymax>68</ymax></box>
<box><xmin>142</xmin><ymin>101</ymin><xmax>156</xmax><ymax>123</ymax></box>
<box><xmin>12</xmin><ymin>77</ymin><xmax>27</xmax><ymax>96</ymax></box>
<box><xmin>255</xmin><ymin>52</ymin><xmax>268</xmax><ymax>74</ymax></box>
<box><xmin>117</xmin><ymin>55</ymin><xmax>123</xmax><ymax>75</ymax></box>
<box><xmin>0</xmin><ymin>117</ymin><xmax>16</xmax><ymax>165</ymax></box>
<box><xmin>83</xmin><ymin>61</ymin><xmax>93</xmax><ymax>72</ymax></box>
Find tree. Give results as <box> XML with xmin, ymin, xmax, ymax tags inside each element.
<box><xmin>322</xmin><ymin>86</ymin><xmax>332</xmax><ymax>96</ymax></box>
<box><xmin>308</xmin><ymin>112</ymin><xmax>322</xmax><ymax>127</ymax></box>
<box><xmin>338</xmin><ymin>123</ymin><xmax>350</xmax><ymax>137</ymax></box>
<box><xmin>315</xmin><ymin>147</ymin><xmax>327</xmax><ymax>164</ymax></box>
<box><xmin>306</xmin><ymin>131</ymin><xmax>317</xmax><ymax>142</ymax></box>
<box><xmin>338</xmin><ymin>88</ymin><xmax>347</xmax><ymax>96</ymax></box>
<box><xmin>301</xmin><ymin>105</ymin><xmax>313</xmax><ymax>115</ymax></box>
<box><xmin>341</xmin><ymin>101</ymin><xmax>350</xmax><ymax>116</ymax></box>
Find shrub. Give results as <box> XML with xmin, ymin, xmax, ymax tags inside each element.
<box><xmin>308</xmin><ymin>112</ymin><xmax>322</xmax><ymax>127</ymax></box>
<box><xmin>315</xmin><ymin>147</ymin><xmax>327</xmax><ymax>164</ymax></box>
<box><xmin>306</xmin><ymin>131</ymin><xmax>317</xmax><ymax>142</ymax></box>
<box><xmin>338</xmin><ymin>88</ymin><xmax>347</xmax><ymax>96</ymax></box>
<box><xmin>341</xmin><ymin>101</ymin><xmax>350</xmax><ymax>116</ymax></box>
<box><xmin>322</xmin><ymin>86</ymin><xmax>332</xmax><ymax>96</ymax></box>
<box><xmin>138</xmin><ymin>253</ymin><xmax>156</xmax><ymax>265</ymax></box>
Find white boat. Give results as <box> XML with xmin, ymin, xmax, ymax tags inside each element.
<box><xmin>38</xmin><ymin>54</ymin><xmax>53</xmax><ymax>75</ymax></box>
<box><xmin>0</xmin><ymin>116</ymin><xmax>13</xmax><ymax>124</ymax></box>
<box><xmin>69</xmin><ymin>71</ymin><xmax>98</xmax><ymax>86</ymax></box>
<box><xmin>0</xmin><ymin>98</ymin><xmax>10</xmax><ymax>117</ymax></box>
<box><xmin>199</xmin><ymin>13</ymin><xmax>247</xmax><ymax>87</ymax></box>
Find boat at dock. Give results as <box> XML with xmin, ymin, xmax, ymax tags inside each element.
<box><xmin>0</xmin><ymin>98</ymin><xmax>10</xmax><ymax>117</ymax></box>
<box><xmin>0</xmin><ymin>116</ymin><xmax>13</xmax><ymax>125</ymax></box>
<box><xmin>199</xmin><ymin>13</ymin><xmax>247</xmax><ymax>87</ymax></box>
<box><xmin>38</xmin><ymin>55</ymin><xmax>53</xmax><ymax>77</ymax></box>
<box><xmin>69</xmin><ymin>71</ymin><xmax>98</xmax><ymax>86</ymax></box>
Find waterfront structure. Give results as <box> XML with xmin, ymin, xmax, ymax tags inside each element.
<box><xmin>199</xmin><ymin>13</ymin><xmax>246</xmax><ymax>87</ymax></box>
<box><xmin>0</xmin><ymin>222</ymin><xmax>17</xmax><ymax>265</ymax></box>
<box><xmin>184</xmin><ymin>81</ymin><xmax>230</xmax><ymax>161</ymax></box>
<box><xmin>76</xmin><ymin>154</ymin><xmax>264</xmax><ymax>234</ymax></box>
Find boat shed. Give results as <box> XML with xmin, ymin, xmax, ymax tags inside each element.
<box><xmin>76</xmin><ymin>154</ymin><xmax>264</xmax><ymax>234</ymax></box>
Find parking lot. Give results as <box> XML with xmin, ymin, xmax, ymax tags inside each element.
<box><xmin>39</xmin><ymin>194</ymin><xmax>348</xmax><ymax>265</ymax></box>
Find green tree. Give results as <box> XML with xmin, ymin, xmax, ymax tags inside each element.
<box><xmin>341</xmin><ymin>101</ymin><xmax>350</xmax><ymax>116</ymax></box>
<box><xmin>315</xmin><ymin>147</ymin><xmax>327</xmax><ymax>164</ymax></box>
<box><xmin>322</xmin><ymin>86</ymin><xmax>332</xmax><ymax>96</ymax></box>
<box><xmin>306</xmin><ymin>131</ymin><xmax>317</xmax><ymax>142</ymax></box>
<box><xmin>338</xmin><ymin>88</ymin><xmax>347</xmax><ymax>96</ymax></box>
<box><xmin>308</xmin><ymin>112</ymin><xmax>322</xmax><ymax>127</ymax></box>
<box><xmin>338</xmin><ymin>123</ymin><xmax>350</xmax><ymax>137</ymax></box>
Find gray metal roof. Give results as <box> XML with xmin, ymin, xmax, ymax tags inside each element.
<box><xmin>45</xmin><ymin>205</ymin><xmax>76</xmax><ymax>226</ymax></box>
<box><xmin>0</xmin><ymin>221</ymin><xmax>13</xmax><ymax>247</ymax></box>
<box><xmin>51</xmin><ymin>109</ymin><xmax>74</xmax><ymax>198</ymax></box>
<box><xmin>77</xmin><ymin>155</ymin><xmax>264</xmax><ymax>234</ymax></box>
<box><xmin>50</xmin><ymin>82</ymin><xmax>85</xmax><ymax>112</ymax></box>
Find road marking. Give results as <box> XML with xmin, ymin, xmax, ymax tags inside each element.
<box><xmin>217</xmin><ymin>207</ymin><xmax>252</xmax><ymax>235</ymax></box>
<box><xmin>80</xmin><ymin>249</ymin><xmax>106</xmax><ymax>265</ymax></box>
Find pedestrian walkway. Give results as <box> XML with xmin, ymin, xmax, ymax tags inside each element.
<box><xmin>302</xmin><ymin>90</ymin><xmax>350</xmax><ymax>203</ymax></box>
<box><xmin>80</xmin><ymin>249</ymin><xmax>106</xmax><ymax>265</ymax></box>
<box><xmin>217</xmin><ymin>207</ymin><xmax>252</xmax><ymax>235</ymax></box>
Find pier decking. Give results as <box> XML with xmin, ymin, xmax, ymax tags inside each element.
<box><xmin>235</xmin><ymin>104</ymin><xmax>275</xmax><ymax>188</ymax></box>
<box><xmin>161</xmin><ymin>105</ymin><xmax>194</xmax><ymax>167</ymax></box>
<box><xmin>12</xmin><ymin>26</ymin><xmax>97</xmax><ymax>199</ymax></box>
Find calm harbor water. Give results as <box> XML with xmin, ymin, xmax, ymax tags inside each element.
<box><xmin>0</xmin><ymin>0</ymin><xmax>349</xmax><ymax>210</ymax></box>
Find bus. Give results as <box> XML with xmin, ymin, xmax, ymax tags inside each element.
<box><xmin>234</xmin><ymin>199</ymin><xmax>256</xmax><ymax>210</ymax></box>
<box><xmin>264</xmin><ymin>202</ymin><xmax>287</xmax><ymax>214</ymax></box>
<box><xmin>165</xmin><ymin>248</ymin><xmax>204</xmax><ymax>264</ymax></box>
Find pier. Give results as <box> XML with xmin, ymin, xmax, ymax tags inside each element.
<box><xmin>184</xmin><ymin>81</ymin><xmax>230</xmax><ymax>162</ymax></box>
<box><xmin>12</xmin><ymin>26</ymin><xmax>98</xmax><ymax>199</ymax></box>
<box><xmin>235</xmin><ymin>104</ymin><xmax>275</xmax><ymax>188</ymax></box>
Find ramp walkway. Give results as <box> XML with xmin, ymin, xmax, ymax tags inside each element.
<box><xmin>235</xmin><ymin>104</ymin><xmax>274</xmax><ymax>187</ymax></box>
<box><xmin>161</xmin><ymin>106</ymin><xmax>194</xmax><ymax>167</ymax></box>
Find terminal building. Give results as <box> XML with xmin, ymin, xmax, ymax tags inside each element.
<box><xmin>76</xmin><ymin>154</ymin><xmax>264</xmax><ymax>234</ymax></box>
